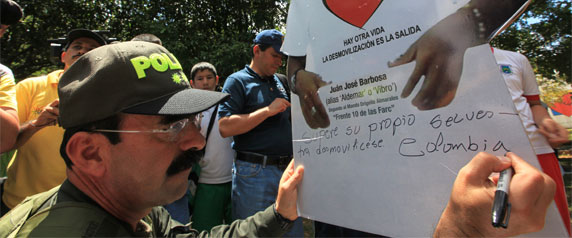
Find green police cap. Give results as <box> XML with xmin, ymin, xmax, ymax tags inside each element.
<box><xmin>58</xmin><ymin>41</ymin><xmax>229</xmax><ymax>128</ymax></box>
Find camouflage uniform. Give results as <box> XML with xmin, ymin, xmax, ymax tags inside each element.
<box><xmin>0</xmin><ymin>180</ymin><xmax>292</xmax><ymax>237</ymax></box>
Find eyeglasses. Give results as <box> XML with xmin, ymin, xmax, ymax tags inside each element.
<box><xmin>92</xmin><ymin>114</ymin><xmax>202</xmax><ymax>142</ymax></box>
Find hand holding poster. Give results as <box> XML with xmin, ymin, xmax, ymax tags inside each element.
<box><xmin>282</xmin><ymin>0</ymin><xmax>568</xmax><ymax>236</ymax></box>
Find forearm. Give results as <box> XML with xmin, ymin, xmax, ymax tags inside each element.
<box><xmin>218</xmin><ymin>107</ymin><xmax>272</xmax><ymax>138</ymax></box>
<box><xmin>530</xmin><ymin>103</ymin><xmax>550</xmax><ymax>126</ymax></box>
<box><xmin>0</xmin><ymin>108</ymin><xmax>19</xmax><ymax>153</ymax></box>
<box><xmin>287</xmin><ymin>56</ymin><xmax>307</xmax><ymax>95</ymax></box>
<box><xmin>434</xmin><ymin>205</ymin><xmax>471</xmax><ymax>237</ymax></box>
<box><xmin>11</xmin><ymin>120</ymin><xmax>47</xmax><ymax>149</ymax></box>
<box><xmin>455</xmin><ymin>0</ymin><xmax>529</xmax><ymax>44</ymax></box>
<box><xmin>530</xmin><ymin>102</ymin><xmax>569</xmax><ymax>146</ymax></box>
<box><xmin>287</xmin><ymin>56</ymin><xmax>306</xmax><ymax>80</ymax></box>
<box><xmin>404</xmin><ymin>0</ymin><xmax>525</xmax><ymax>65</ymax></box>
<box><xmin>198</xmin><ymin>206</ymin><xmax>290</xmax><ymax>238</ymax></box>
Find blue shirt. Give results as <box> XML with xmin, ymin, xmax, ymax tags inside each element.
<box><xmin>218</xmin><ymin>65</ymin><xmax>292</xmax><ymax>156</ymax></box>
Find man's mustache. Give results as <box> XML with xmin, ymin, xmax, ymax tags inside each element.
<box><xmin>166</xmin><ymin>149</ymin><xmax>204</xmax><ymax>176</ymax></box>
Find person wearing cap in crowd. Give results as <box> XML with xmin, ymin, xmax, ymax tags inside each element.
<box><xmin>131</xmin><ymin>33</ymin><xmax>162</xmax><ymax>46</ymax></box>
<box><xmin>129</xmin><ymin>32</ymin><xmax>191</xmax><ymax>224</ymax></box>
<box><xmin>0</xmin><ymin>28</ymin><xmax>106</xmax><ymax>215</ymax></box>
<box><xmin>0</xmin><ymin>0</ymin><xmax>22</xmax><ymax>38</ymax></box>
<box><xmin>0</xmin><ymin>0</ymin><xmax>23</xmax><ymax>153</ymax></box>
<box><xmin>0</xmin><ymin>41</ymin><xmax>556</xmax><ymax>238</ymax></box>
<box><xmin>0</xmin><ymin>41</ymin><xmax>304</xmax><ymax>236</ymax></box>
<box><xmin>217</xmin><ymin>29</ymin><xmax>303</xmax><ymax>237</ymax></box>
<box><xmin>189</xmin><ymin>62</ymin><xmax>234</xmax><ymax>231</ymax></box>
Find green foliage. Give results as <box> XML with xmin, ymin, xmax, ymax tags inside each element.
<box><xmin>537</xmin><ymin>73</ymin><xmax>570</xmax><ymax>107</ymax></box>
<box><xmin>0</xmin><ymin>0</ymin><xmax>288</xmax><ymax>83</ymax></box>
<box><xmin>0</xmin><ymin>150</ymin><xmax>15</xmax><ymax>177</ymax></box>
<box><xmin>3</xmin><ymin>0</ymin><xmax>568</xmax><ymax>85</ymax></box>
<box><xmin>492</xmin><ymin>0</ymin><xmax>571</xmax><ymax>83</ymax></box>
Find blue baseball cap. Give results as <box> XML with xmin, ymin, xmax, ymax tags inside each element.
<box><xmin>253</xmin><ymin>29</ymin><xmax>285</xmax><ymax>56</ymax></box>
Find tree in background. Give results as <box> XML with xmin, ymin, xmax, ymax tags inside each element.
<box><xmin>491</xmin><ymin>0</ymin><xmax>570</xmax><ymax>83</ymax></box>
<box><xmin>538</xmin><ymin>73</ymin><xmax>570</xmax><ymax>108</ymax></box>
<box><xmin>2</xmin><ymin>0</ymin><xmax>568</xmax><ymax>84</ymax></box>
<box><xmin>0</xmin><ymin>0</ymin><xmax>288</xmax><ymax>83</ymax></box>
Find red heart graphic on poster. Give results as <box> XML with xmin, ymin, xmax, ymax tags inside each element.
<box><xmin>323</xmin><ymin>0</ymin><xmax>383</xmax><ymax>28</ymax></box>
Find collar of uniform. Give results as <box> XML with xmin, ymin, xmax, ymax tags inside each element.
<box><xmin>58</xmin><ymin>179</ymin><xmax>101</xmax><ymax>205</ymax></box>
<box><xmin>47</xmin><ymin>69</ymin><xmax>64</xmax><ymax>86</ymax></box>
<box><xmin>244</xmin><ymin>65</ymin><xmax>275</xmax><ymax>82</ymax></box>
<box><xmin>133</xmin><ymin>218</ymin><xmax>153</xmax><ymax>236</ymax></box>
<box><xmin>58</xmin><ymin>180</ymin><xmax>143</xmax><ymax>235</ymax></box>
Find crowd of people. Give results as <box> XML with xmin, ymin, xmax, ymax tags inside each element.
<box><xmin>0</xmin><ymin>0</ymin><xmax>569</xmax><ymax>237</ymax></box>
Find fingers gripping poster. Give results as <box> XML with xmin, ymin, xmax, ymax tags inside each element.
<box><xmin>282</xmin><ymin>0</ymin><xmax>567</xmax><ymax>236</ymax></box>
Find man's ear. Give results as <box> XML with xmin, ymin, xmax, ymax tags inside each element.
<box><xmin>253</xmin><ymin>45</ymin><xmax>260</xmax><ymax>56</ymax></box>
<box><xmin>215</xmin><ymin>75</ymin><xmax>219</xmax><ymax>85</ymax></box>
<box><xmin>60</xmin><ymin>51</ymin><xmax>67</xmax><ymax>64</ymax></box>
<box><xmin>66</xmin><ymin>132</ymin><xmax>108</xmax><ymax>177</ymax></box>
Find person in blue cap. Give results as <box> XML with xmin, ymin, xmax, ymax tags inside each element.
<box><xmin>218</xmin><ymin>29</ymin><xmax>304</xmax><ymax>237</ymax></box>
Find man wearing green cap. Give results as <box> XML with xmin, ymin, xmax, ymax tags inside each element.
<box><xmin>1</xmin><ymin>29</ymin><xmax>106</xmax><ymax>215</ymax></box>
<box><xmin>0</xmin><ymin>41</ymin><xmax>557</xmax><ymax>238</ymax></box>
<box><xmin>0</xmin><ymin>41</ymin><xmax>304</xmax><ymax>236</ymax></box>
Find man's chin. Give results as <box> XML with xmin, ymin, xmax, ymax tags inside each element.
<box><xmin>164</xmin><ymin>179</ymin><xmax>190</xmax><ymax>204</ymax></box>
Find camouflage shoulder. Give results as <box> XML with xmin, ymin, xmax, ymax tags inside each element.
<box><xmin>19</xmin><ymin>202</ymin><xmax>132</xmax><ymax>237</ymax></box>
<box><xmin>0</xmin><ymin>186</ymin><xmax>60</xmax><ymax>238</ymax></box>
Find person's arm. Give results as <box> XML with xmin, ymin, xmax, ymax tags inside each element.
<box><xmin>218</xmin><ymin>98</ymin><xmax>290</xmax><ymax>138</ymax></box>
<box><xmin>207</xmin><ymin>160</ymin><xmax>303</xmax><ymax>237</ymax></box>
<box><xmin>164</xmin><ymin>160</ymin><xmax>304</xmax><ymax>237</ymax></box>
<box><xmin>464</xmin><ymin>0</ymin><xmax>530</xmax><ymax>41</ymax></box>
<box><xmin>10</xmin><ymin>99</ymin><xmax>59</xmax><ymax>150</ymax></box>
<box><xmin>0</xmin><ymin>107</ymin><xmax>19</xmax><ymax>152</ymax></box>
<box><xmin>287</xmin><ymin>56</ymin><xmax>330</xmax><ymax>129</ymax></box>
<box><xmin>530</xmin><ymin>101</ymin><xmax>569</xmax><ymax>147</ymax></box>
<box><xmin>389</xmin><ymin>0</ymin><xmax>529</xmax><ymax>110</ymax></box>
<box><xmin>0</xmin><ymin>71</ymin><xmax>19</xmax><ymax>152</ymax></box>
<box><xmin>517</xmin><ymin>49</ymin><xmax>569</xmax><ymax>148</ymax></box>
<box><xmin>434</xmin><ymin>152</ymin><xmax>555</xmax><ymax>237</ymax></box>
<box><xmin>275</xmin><ymin>160</ymin><xmax>304</xmax><ymax>220</ymax></box>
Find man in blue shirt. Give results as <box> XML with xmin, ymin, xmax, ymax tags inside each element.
<box><xmin>218</xmin><ymin>29</ymin><xmax>302</xmax><ymax>237</ymax></box>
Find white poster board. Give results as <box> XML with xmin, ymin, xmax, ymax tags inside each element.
<box><xmin>282</xmin><ymin>0</ymin><xmax>567</xmax><ymax>236</ymax></box>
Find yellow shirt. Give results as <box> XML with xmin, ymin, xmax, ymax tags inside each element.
<box><xmin>0</xmin><ymin>64</ymin><xmax>17</xmax><ymax>110</ymax></box>
<box><xmin>3</xmin><ymin>70</ymin><xmax>65</xmax><ymax>209</ymax></box>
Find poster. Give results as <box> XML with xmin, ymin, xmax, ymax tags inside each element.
<box><xmin>282</xmin><ymin>0</ymin><xmax>567</xmax><ymax>236</ymax></box>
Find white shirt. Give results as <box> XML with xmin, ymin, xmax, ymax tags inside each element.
<box><xmin>493</xmin><ymin>48</ymin><xmax>553</xmax><ymax>154</ymax></box>
<box><xmin>198</xmin><ymin>106</ymin><xmax>235</xmax><ymax>184</ymax></box>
